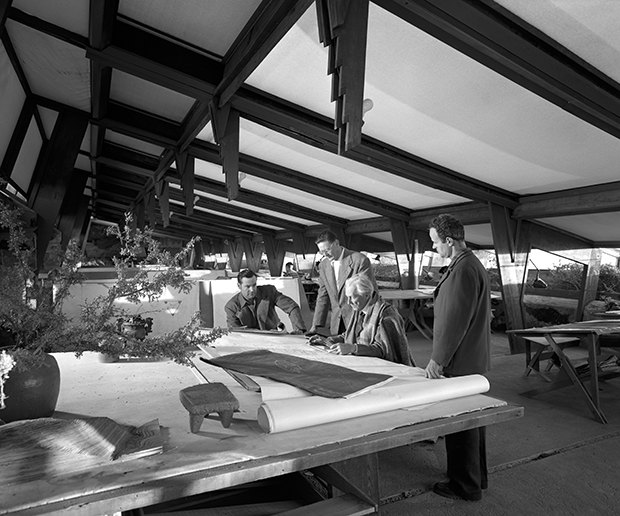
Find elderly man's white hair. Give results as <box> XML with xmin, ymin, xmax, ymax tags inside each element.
<box><xmin>345</xmin><ymin>273</ymin><xmax>376</xmax><ymax>296</ymax></box>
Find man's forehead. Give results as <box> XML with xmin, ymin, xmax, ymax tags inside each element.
<box><xmin>240</xmin><ymin>277</ymin><xmax>257</xmax><ymax>286</ymax></box>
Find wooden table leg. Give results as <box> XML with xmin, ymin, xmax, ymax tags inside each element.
<box><xmin>544</xmin><ymin>335</ymin><xmax>608</xmax><ymax>424</ymax></box>
<box><xmin>408</xmin><ymin>300</ymin><xmax>433</xmax><ymax>340</ymax></box>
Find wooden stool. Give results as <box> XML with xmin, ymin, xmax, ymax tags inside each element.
<box><xmin>179</xmin><ymin>383</ymin><xmax>239</xmax><ymax>433</ymax></box>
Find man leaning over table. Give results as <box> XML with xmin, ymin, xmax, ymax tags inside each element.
<box><xmin>224</xmin><ymin>269</ymin><xmax>306</xmax><ymax>334</ymax></box>
<box><xmin>425</xmin><ymin>213</ymin><xmax>491</xmax><ymax>502</ymax></box>
<box><xmin>310</xmin><ymin>273</ymin><xmax>415</xmax><ymax>366</ymax></box>
<box><xmin>307</xmin><ymin>230</ymin><xmax>376</xmax><ymax>336</ymax></box>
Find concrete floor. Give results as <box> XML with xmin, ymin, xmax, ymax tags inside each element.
<box><xmin>378</xmin><ymin>331</ymin><xmax>620</xmax><ymax>515</ymax></box>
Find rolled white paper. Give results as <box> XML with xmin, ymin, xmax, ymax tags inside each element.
<box><xmin>257</xmin><ymin>374</ymin><xmax>490</xmax><ymax>434</ymax></box>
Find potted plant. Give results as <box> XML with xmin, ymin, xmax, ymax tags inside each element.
<box><xmin>0</xmin><ymin>192</ymin><xmax>226</xmax><ymax>422</ymax></box>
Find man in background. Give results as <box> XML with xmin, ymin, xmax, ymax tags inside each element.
<box><xmin>425</xmin><ymin>213</ymin><xmax>491</xmax><ymax>502</ymax></box>
<box><xmin>225</xmin><ymin>269</ymin><xmax>306</xmax><ymax>334</ymax></box>
<box><xmin>307</xmin><ymin>230</ymin><xmax>376</xmax><ymax>336</ymax></box>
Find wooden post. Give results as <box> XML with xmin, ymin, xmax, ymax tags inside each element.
<box><xmin>241</xmin><ymin>237</ymin><xmax>262</xmax><ymax>272</ymax></box>
<box><xmin>489</xmin><ymin>203</ymin><xmax>530</xmax><ymax>353</ymax></box>
<box><xmin>227</xmin><ymin>239</ymin><xmax>244</xmax><ymax>272</ymax></box>
<box><xmin>263</xmin><ymin>232</ymin><xmax>286</xmax><ymax>277</ymax></box>
<box><xmin>389</xmin><ymin>218</ymin><xmax>415</xmax><ymax>289</ymax></box>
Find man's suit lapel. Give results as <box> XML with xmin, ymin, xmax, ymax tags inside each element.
<box><xmin>322</xmin><ymin>259</ymin><xmax>337</xmax><ymax>294</ymax></box>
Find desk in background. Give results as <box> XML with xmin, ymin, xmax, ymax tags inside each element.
<box><xmin>379</xmin><ymin>288</ymin><xmax>435</xmax><ymax>339</ymax></box>
<box><xmin>509</xmin><ymin>320</ymin><xmax>620</xmax><ymax>424</ymax></box>
<box><xmin>594</xmin><ymin>310</ymin><xmax>620</xmax><ymax>319</ymax></box>
<box><xmin>1</xmin><ymin>339</ymin><xmax>521</xmax><ymax>515</ymax></box>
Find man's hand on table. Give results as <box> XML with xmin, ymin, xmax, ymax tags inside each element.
<box><xmin>425</xmin><ymin>359</ymin><xmax>444</xmax><ymax>379</ymax></box>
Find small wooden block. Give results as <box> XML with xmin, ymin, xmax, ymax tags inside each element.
<box><xmin>179</xmin><ymin>383</ymin><xmax>240</xmax><ymax>433</ymax></box>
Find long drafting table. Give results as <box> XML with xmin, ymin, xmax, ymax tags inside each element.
<box><xmin>1</xmin><ymin>336</ymin><xmax>521</xmax><ymax>515</ymax></box>
<box><xmin>510</xmin><ymin>320</ymin><xmax>620</xmax><ymax>424</ymax></box>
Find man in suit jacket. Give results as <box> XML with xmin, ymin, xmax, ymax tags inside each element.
<box><xmin>425</xmin><ymin>214</ymin><xmax>491</xmax><ymax>502</ymax></box>
<box><xmin>225</xmin><ymin>269</ymin><xmax>306</xmax><ymax>334</ymax></box>
<box><xmin>308</xmin><ymin>230</ymin><xmax>376</xmax><ymax>336</ymax></box>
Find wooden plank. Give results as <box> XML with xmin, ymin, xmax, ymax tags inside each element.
<box><xmin>263</xmin><ymin>232</ymin><xmax>286</xmax><ymax>277</ymax></box>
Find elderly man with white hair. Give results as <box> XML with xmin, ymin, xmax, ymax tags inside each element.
<box><xmin>310</xmin><ymin>273</ymin><xmax>414</xmax><ymax>366</ymax></box>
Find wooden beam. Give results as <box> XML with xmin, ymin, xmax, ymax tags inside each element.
<box><xmin>514</xmin><ymin>182</ymin><xmax>620</xmax><ymax>219</ymax></box>
<box><xmin>29</xmin><ymin>109</ymin><xmax>89</xmax><ymax>268</ymax></box>
<box><xmin>227</xmin><ymin>239</ymin><xmax>244</xmax><ymax>272</ymax></box>
<box><xmin>86</xmin><ymin>20</ymin><xmax>221</xmax><ymax>100</ymax></box>
<box><xmin>154</xmin><ymin>179</ymin><xmax>170</xmax><ymax>227</ymax></box>
<box><xmin>57</xmin><ymin>168</ymin><xmax>89</xmax><ymax>246</ymax></box>
<box><xmin>374</xmin><ymin>0</ymin><xmax>620</xmax><ymax>139</ymax></box>
<box><xmin>217</xmin><ymin>0</ymin><xmax>314</xmax><ymax>106</ymax></box>
<box><xmin>174</xmin><ymin>151</ymin><xmax>195</xmax><ymax>216</ymax></box>
<box><xmin>191</xmin><ymin>139</ymin><xmax>411</xmax><ymax>220</ymax></box>
<box><xmin>70</xmin><ymin>195</ymin><xmax>91</xmax><ymax>244</ymax></box>
<box><xmin>409</xmin><ymin>202</ymin><xmax>490</xmax><ymax>230</ymax></box>
<box><xmin>234</xmin><ymin>87</ymin><xmax>519</xmax><ymax>208</ymax></box>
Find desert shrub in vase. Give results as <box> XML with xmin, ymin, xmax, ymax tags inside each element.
<box><xmin>0</xmin><ymin>193</ymin><xmax>226</xmax><ymax>421</ymax></box>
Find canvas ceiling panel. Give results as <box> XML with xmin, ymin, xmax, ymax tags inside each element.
<box><xmin>366</xmin><ymin>231</ymin><xmax>392</xmax><ymax>243</ymax></box>
<box><xmin>192</xmin><ymin>189</ymin><xmax>315</xmax><ymax>226</ymax></box>
<box><xmin>463</xmin><ymin>224</ymin><xmax>494</xmax><ymax>247</ymax></box>
<box><xmin>75</xmin><ymin>154</ymin><xmax>91</xmax><ymax>174</ymax></box>
<box><xmin>11</xmin><ymin>117</ymin><xmax>42</xmax><ymax>193</ymax></box>
<box><xmin>0</xmin><ymin>41</ymin><xmax>26</xmax><ymax>165</ymax></box>
<box><xmin>6</xmin><ymin>22</ymin><xmax>90</xmax><ymax>111</ymax></box>
<box><xmin>105</xmin><ymin>131</ymin><xmax>164</xmax><ymax>157</ymax></box>
<box><xmin>80</xmin><ymin>125</ymin><xmax>91</xmax><ymax>154</ymax></box>
<box><xmin>246</xmin><ymin>6</ymin><xmax>333</xmax><ymax>118</ymax></box>
<box><xmin>196</xmin><ymin>122</ymin><xmax>215</xmax><ymax>143</ymax></box>
<box><xmin>38</xmin><ymin>107</ymin><xmax>59</xmax><ymax>140</ymax></box>
<box><xmin>118</xmin><ymin>0</ymin><xmax>262</xmax><ymax>58</ymax></box>
<box><xmin>495</xmin><ymin>0</ymin><xmax>620</xmax><ymax>85</ymax></box>
<box><xmin>241</xmin><ymin>175</ymin><xmax>375</xmax><ymax>220</ymax></box>
<box><xmin>188</xmin><ymin>203</ymin><xmax>282</xmax><ymax>232</ymax></box>
<box><xmin>13</xmin><ymin>0</ymin><xmax>89</xmax><ymax>37</ymax></box>
<box><xmin>111</xmin><ymin>70</ymin><xmax>195</xmax><ymax>123</ymax></box>
<box><xmin>240</xmin><ymin>120</ymin><xmax>466</xmax><ymax>210</ymax></box>
<box><xmin>193</xmin><ymin>158</ymin><xmax>371</xmax><ymax>220</ymax></box>
<box><xmin>362</xmin><ymin>4</ymin><xmax>620</xmax><ymax>195</ymax></box>
<box><xmin>537</xmin><ymin>213</ymin><xmax>620</xmax><ymax>244</ymax></box>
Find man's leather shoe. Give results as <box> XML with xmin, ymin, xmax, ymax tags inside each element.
<box><xmin>432</xmin><ymin>482</ymin><xmax>482</xmax><ymax>502</ymax></box>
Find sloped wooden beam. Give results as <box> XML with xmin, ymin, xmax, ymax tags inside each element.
<box><xmin>317</xmin><ymin>0</ymin><xmax>369</xmax><ymax>154</ymax></box>
<box><xmin>514</xmin><ymin>182</ymin><xmax>620</xmax><ymax>219</ymax></box>
<box><xmin>291</xmin><ymin>229</ymin><xmax>314</xmax><ymax>258</ymax></box>
<box><xmin>210</xmin><ymin>104</ymin><xmax>240</xmax><ymax>200</ymax></box>
<box><xmin>57</xmin><ymin>168</ymin><xmax>90</xmax><ymax>246</ymax></box>
<box><xmin>144</xmin><ymin>190</ymin><xmax>157</xmax><ymax>228</ymax></box>
<box><xmin>29</xmin><ymin>109</ymin><xmax>89</xmax><ymax>268</ymax></box>
<box><xmin>174</xmin><ymin>151</ymin><xmax>195</xmax><ymax>216</ymax></box>
<box><xmin>389</xmin><ymin>218</ymin><xmax>416</xmax><ymax>289</ymax></box>
<box><xmin>70</xmin><ymin>195</ymin><xmax>91</xmax><ymax>244</ymax></box>
<box><xmin>375</xmin><ymin>0</ymin><xmax>620</xmax><ymax>140</ymax></box>
<box><xmin>154</xmin><ymin>179</ymin><xmax>170</xmax><ymax>227</ymax></box>
<box><xmin>217</xmin><ymin>0</ymin><xmax>314</xmax><ymax>106</ymax></box>
<box><xmin>409</xmin><ymin>202</ymin><xmax>490</xmax><ymax>229</ymax></box>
